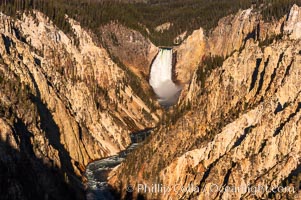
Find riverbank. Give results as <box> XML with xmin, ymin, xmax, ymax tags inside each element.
<box><xmin>85</xmin><ymin>129</ymin><xmax>152</xmax><ymax>200</ymax></box>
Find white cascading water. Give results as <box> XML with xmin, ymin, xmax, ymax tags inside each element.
<box><xmin>149</xmin><ymin>48</ymin><xmax>182</xmax><ymax>107</ymax></box>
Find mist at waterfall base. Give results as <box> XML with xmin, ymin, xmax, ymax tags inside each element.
<box><xmin>149</xmin><ymin>48</ymin><xmax>182</xmax><ymax>107</ymax></box>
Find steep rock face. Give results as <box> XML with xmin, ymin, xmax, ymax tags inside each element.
<box><xmin>99</xmin><ymin>22</ymin><xmax>158</xmax><ymax>80</ymax></box>
<box><xmin>0</xmin><ymin>113</ymin><xmax>81</xmax><ymax>199</ymax></box>
<box><xmin>174</xmin><ymin>7</ymin><xmax>285</xmax><ymax>85</ymax></box>
<box><xmin>109</xmin><ymin>5</ymin><xmax>301</xmax><ymax>200</ymax></box>
<box><xmin>0</xmin><ymin>11</ymin><xmax>159</xmax><ymax>199</ymax></box>
<box><xmin>284</xmin><ymin>4</ymin><xmax>301</xmax><ymax>40</ymax></box>
<box><xmin>174</xmin><ymin>28</ymin><xmax>206</xmax><ymax>84</ymax></box>
<box><xmin>207</xmin><ymin>8</ymin><xmax>286</xmax><ymax>57</ymax></box>
<box><xmin>208</xmin><ymin>8</ymin><xmax>259</xmax><ymax>57</ymax></box>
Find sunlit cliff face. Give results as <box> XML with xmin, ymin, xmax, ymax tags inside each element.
<box><xmin>149</xmin><ymin>48</ymin><xmax>182</xmax><ymax>107</ymax></box>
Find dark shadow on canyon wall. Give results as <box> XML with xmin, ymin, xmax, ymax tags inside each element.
<box><xmin>27</xmin><ymin>68</ymin><xmax>75</xmax><ymax>174</ymax></box>
<box><xmin>0</xmin><ymin>69</ymin><xmax>85</xmax><ymax>199</ymax></box>
<box><xmin>105</xmin><ymin>184</ymin><xmax>147</xmax><ymax>200</ymax></box>
<box><xmin>0</xmin><ymin>128</ymin><xmax>81</xmax><ymax>200</ymax></box>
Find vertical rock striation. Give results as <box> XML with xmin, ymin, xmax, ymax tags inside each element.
<box><xmin>109</xmin><ymin>5</ymin><xmax>301</xmax><ymax>200</ymax></box>
<box><xmin>0</xmin><ymin>11</ymin><xmax>159</xmax><ymax>199</ymax></box>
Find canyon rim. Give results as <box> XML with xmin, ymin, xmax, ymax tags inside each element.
<box><xmin>0</xmin><ymin>1</ymin><xmax>301</xmax><ymax>200</ymax></box>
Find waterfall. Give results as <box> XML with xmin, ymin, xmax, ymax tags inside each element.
<box><xmin>149</xmin><ymin>48</ymin><xmax>182</xmax><ymax>107</ymax></box>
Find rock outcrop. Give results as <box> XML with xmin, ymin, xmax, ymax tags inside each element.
<box><xmin>284</xmin><ymin>4</ymin><xmax>301</xmax><ymax>40</ymax></box>
<box><xmin>109</xmin><ymin>5</ymin><xmax>301</xmax><ymax>200</ymax></box>
<box><xmin>99</xmin><ymin>22</ymin><xmax>158</xmax><ymax>80</ymax></box>
<box><xmin>0</xmin><ymin>11</ymin><xmax>159</xmax><ymax>199</ymax></box>
<box><xmin>174</xmin><ymin>7</ymin><xmax>285</xmax><ymax>85</ymax></box>
<box><xmin>174</xmin><ymin>28</ymin><xmax>206</xmax><ymax>84</ymax></box>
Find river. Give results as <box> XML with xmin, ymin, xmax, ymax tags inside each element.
<box><xmin>85</xmin><ymin>48</ymin><xmax>179</xmax><ymax>199</ymax></box>
<box><xmin>85</xmin><ymin>129</ymin><xmax>152</xmax><ymax>200</ymax></box>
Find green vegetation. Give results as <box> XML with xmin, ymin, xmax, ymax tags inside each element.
<box><xmin>0</xmin><ymin>66</ymin><xmax>81</xmax><ymax>200</ymax></box>
<box><xmin>261</xmin><ymin>0</ymin><xmax>301</xmax><ymax>21</ymax></box>
<box><xmin>1</xmin><ymin>0</ymin><xmax>301</xmax><ymax>46</ymax></box>
<box><xmin>109</xmin><ymin>52</ymin><xmax>157</xmax><ymax>112</ymax></box>
<box><xmin>196</xmin><ymin>55</ymin><xmax>224</xmax><ymax>88</ymax></box>
<box><xmin>0</xmin><ymin>64</ymin><xmax>36</xmax><ymax>125</ymax></box>
<box><xmin>0</xmin><ymin>0</ymin><xmax>252</xmax><ymax>46</ymax></box>
<box><xmin>258</xmin><ymin>32</ymin><xmax>283</xmax><ymax>49</ymax></box>
<box><xmin>132</xmin><ymin>0</ymin><xmax>255</xmax><ymax>46</ymax></box>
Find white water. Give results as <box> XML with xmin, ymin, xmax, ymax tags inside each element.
<box><xmin>149</xmin><ymin>48</ymin><xmax>182</xmax><ymax>107</ymax></box>
<box><xmin>85</xmin><ymin>131</ymin><xmax>151</xmax><ymax>200</ymax></box>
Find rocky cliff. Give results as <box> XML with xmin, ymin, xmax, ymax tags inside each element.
<box><xmin>109</xmin><ymin>5</ymin><xmax>301</xmax><ymax>200</ymax></box>
<box><xmin>174</xmin><ymin>28</ymin><xmax>206</xmax><ymax>84</ymax></box>
<box><xmin>100</xmin><ymin>22</ymin><xmax>158</xmax><ymax>80</ymax></box>
<box><xmin>174</xmin><ymin>6</ymin><xmax>285</xmax><ymax>85</ymax></box>
<box><xmin>0</xmin><ymin>11</ymin><xmax>159</xmax><ymax>199</ymax></box>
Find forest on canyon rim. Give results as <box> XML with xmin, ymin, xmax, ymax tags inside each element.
<box><xmin>1</xmin><ymin>0</ymin><xmax>301</xmax><ymax>200</ymax></box>
<box><xmin>1</xmin><ymin>0</ymin><xmax>300</xmax><ymax>46</ymax></box>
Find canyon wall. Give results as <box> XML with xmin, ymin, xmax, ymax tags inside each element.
<box><xmin>100</xmin><ymin>22</ymin><xmax>158</xmax><ymax>80</ymax></box>
<box><xmin>174</xmin><ymin>7</ymin><xmax>285</xmax><ymax>85</ymax></box>
<box><xmin>0</xmin><ymin>11</ymin><xmax>159</xmax><ymax>199</ymax></box>
<box><xmin>110</xmin><ymin>5</ymin><xmax>301</xmax><ymax>200</ymax></box>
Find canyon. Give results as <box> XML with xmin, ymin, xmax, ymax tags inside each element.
<box><xmin>109</xmin><ymin>4</ymin><xmax>301</xmax><ymax>200</ymax></box>
<box><xmin>0</xmin><ymin>2</ymin><xmax>301</xmax><ymax>200</ymax></box>
<box><xmin>0</xmin><ymin>10</ymin><xmax>160</xmax><ymax>199</ymax></box>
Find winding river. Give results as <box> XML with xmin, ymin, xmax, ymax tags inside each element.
<box><xmin>85</xmin><ymin>130</ymin><xmax>152</xmax><ymax>200</ymax></box>
<box><xmin>85</xmin><ymin>48</ymin><xmax>180</xmax><ymax>199</ymax></box>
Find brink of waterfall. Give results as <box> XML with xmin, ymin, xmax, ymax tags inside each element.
<box><xmin>149</xmin><ymin>48</ymin><xmax>182</xmax><ymax>107</ymax></box>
